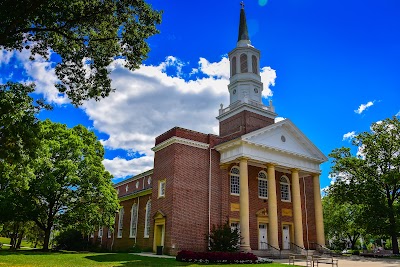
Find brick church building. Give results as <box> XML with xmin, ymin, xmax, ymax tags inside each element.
<box><xmin>91</xmin><ymin>6</ymin><xmax>327</xmax><ymax>255</ymax></box>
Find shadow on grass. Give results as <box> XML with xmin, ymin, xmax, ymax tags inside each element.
<box><xmin>0</xmin><ymin>248</ymin><xmax>94</xmax><ymax>256</ymax></box>
<box><xmin>85</xmin><ymin>254</ymin><xmax>192</xmax><ymax>266</ymax></box>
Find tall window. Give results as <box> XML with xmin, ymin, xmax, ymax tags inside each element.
<box><xmin>230</xmin><ymin>167</ymin><xmax>240</xmax><ymax>195</ymax></box>
<box><xmin>232</xmin><ymin>56</ymin><xmax>237</xmax><ymax>76</ymax></box>
<box><xmin>117</xmin><ymin>207</ymin><xmax>124</xmax><ymax>238</ymax></box>
<box><xmin>240</xmin><ymin>53</ymin><xmax>248</xmax><ymax>73</ymax></box>
<box><xmin>98</xmin><ymin>227</ymin><xmax>103</xmax><ymax>238</ymax></box>
<box><xmin>280</xmin><ymin>176</ymin><xmax>291</xmax><ymax>202</ymax></box>
<box><xmin>130</xmin><ymin>203</ymin><xmax>138</xmax><ymax>238</ymax></box>
<box><xmin>144</xmin><ymin>200</ymin><xmax>151</xmax><ymax>238</ymax></box>
<box><xmin>107</xmin><ymin>228</ymin><xmax>111</xmax><ymax>238</ymax></box>
<box><xmin>258</xmin><ymin>171</ymin><xmax>268</xmax><ymax>199</ymax></box>
<box><xmin>158</xmin><ymin>180</ymin><xmax>166</xmax><ymax>198</ymax></box>
<box><xmin>252</xmin><ymin>55</ymin><xmax>258</xmax><ymax>74</ymax></box>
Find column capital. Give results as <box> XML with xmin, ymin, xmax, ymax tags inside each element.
<box><xmin>266</xmin><ymin>163</ymin><xmax>276</xmax><ymax>168</ymax></box>
<box><xmin>220</xmin><ymin>163</ymin><xmax>230</xmax><ymax>170</ymax></box>
<box><xmin>291</xmin><ymin>168</ymin><xmax>300</xmax><ymax>173</ymax></box>
<box><xmin>237</xmin><ymin>156</ymin><xmax>250</xmax><ymax>162</ymax></box>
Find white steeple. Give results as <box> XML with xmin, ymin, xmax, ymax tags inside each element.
<box><xmin>218</xmin><ymin>4</ymin><xmax>276</xmax><ymax>121</ymax></box>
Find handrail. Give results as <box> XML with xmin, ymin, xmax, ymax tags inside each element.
<box><xmin>289</xmin><ymin>242</ymin><xmax>306</xmax><ymax>254</ymax></box>
<box><xmin>309</xmin><ymin>242</ymin><xmax>335</xmax><ymax>256</ymax></box>
<box><xmin>260</xmin><ymin>242</ymin><xmax>282</xmax><ymax>259</ymax></box>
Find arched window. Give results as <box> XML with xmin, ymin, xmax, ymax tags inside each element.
<box><xmin>117</xmin><ymin>207</ymin><xmax>124</xmax><ymax>238</ymax></box>
<box><xmin>232</xmin><ymin>56</ymin><xmax>237</xmax><ymax>76</ymax></box>
<box><xmin>230</xmin><ymin>167</ymin><xmax>240</xmax><ymax>195</ymax></box>
<box><xmin>240</xmin><ymin>53</ymin><xmax>248</xmax><ymax>73</ymax></box>
<box><xmin>258</xmin><ymin>171</ymin><xmax>268</xmax><ymax>198</ymax></box>
<box><xmin>144</xmin><ymin>200</ymin><xmax>151</xmax><ymax>238</ymax></box>
<box><xmin>280</xmin><ymin>176</ymin><xmax>291</xmax><ymax>202</ymax></box>
<box><xmin>98</xmin><ymin>227</ymin><xmax>103</xmax><ymax>238</ymax></box>
<box><xmin>252</xmin><ymin>55</ymin><xmax>258</xmax><ymax>74</ymax></box>
<box><xmin>130</xmin><ymin>203</ymin><xmax>138</xmax><ymax>238</ymax></box>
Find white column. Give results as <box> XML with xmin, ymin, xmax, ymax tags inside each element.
<box><xmin>267</xmin><ymin>164</ymin><xmax>279</xmax><ymax>249</ymax></box>
<box><xmin>291</xmin><ymin>169</ymin><xmax>304</xmax><ymax>248</ymax></box>
<box><xmin>239</xmin><ymin>157</ymin><xmax>251</xmax><ymax>252</ymax></box>
<box><xmin>313</xmin><ymin>174</ymin><xmax>325</xmax><ymax>245</ymax></box>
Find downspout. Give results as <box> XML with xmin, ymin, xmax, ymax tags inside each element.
<box><xmin>302</xmin><ymin>177</ymin><xmax>310</xmax><ymax>249</ymax></box>
<box><xmin>208</xmin><ymin>146</ymin><xmax>215</xmax><ymax>248</ymax></box>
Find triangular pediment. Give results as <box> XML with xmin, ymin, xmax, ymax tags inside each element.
<box><xmin>242</xmin><ymin>119</ymin><xmax>327</xmax><ymax>162</ymax></box>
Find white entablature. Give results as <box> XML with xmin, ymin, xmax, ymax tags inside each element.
<box><xmin>215</xmin><ymin>119</ymin><xmax>328</xmax><ymax>173</ymax></box>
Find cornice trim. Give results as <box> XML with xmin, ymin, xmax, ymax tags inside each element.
<box><xmin>152</xmin><ymin>136</ymin><xmax>209</xmax><ymax>152</ymax></box>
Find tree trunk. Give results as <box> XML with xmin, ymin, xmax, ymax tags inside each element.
<box><xmin>388</xmin><ymin>205</ymin><xmax>399</xmax><ymax>254</ymax></box>
<box><xmin>16</xmin><ymin>230</ymin><xmax>25</xmax><ymax>249</ymax></box>
<box><xmin>42</xmin><ymin>228</ymin><xmax>51</xmax><ymax>251</ymax></box>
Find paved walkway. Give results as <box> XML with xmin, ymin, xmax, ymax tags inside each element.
<box><xmin>275</xmin><ymin>256</ymin><xmax>400</xmax><ymax>267</ymax></box>
<box><xmin>132</xmin><ymin>252</ymin><xmax>175</xmax><ymax>259</ymax></box>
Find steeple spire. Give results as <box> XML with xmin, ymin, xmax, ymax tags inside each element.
<box><xmin>237</xmin><ymin>2</ymin><xmax>250</xmax><ymax>46</ymax></box>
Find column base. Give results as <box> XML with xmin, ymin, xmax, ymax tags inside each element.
<box><xmin>240</xmin><ymin>245</ymin><xmax>251</xmax><ymax>252</ymax></box>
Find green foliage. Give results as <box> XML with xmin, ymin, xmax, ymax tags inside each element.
<box><xmin>0</xmin><ymin>0</ymin><xmax>162</xmax><ymax>105</ymax></box>
<box><xmin>207</xmin><ymin>221</ymin><xmax>241</xmax><ymax>252</ymax></box>
<box><xmin>328</xmin><ymin>116</ymin><xmax>400</xmax><ymax>254</ymax></box>
<box><xmin>53</xmin><ymin>229</ymin><xmax>89</xmax><ymax>251</ymax></box>
<box><xmin>21</xmin><ymin>120</ymin><xmax>120</xmax><ymax>250</ymax></box>
<box><xmin>322</xmin><ymin>194</ymin><xmax>365</xmax><ymax>249</ymax></box>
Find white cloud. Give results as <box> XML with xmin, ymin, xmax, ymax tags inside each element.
<box><xmin>103</xmin><ymin>156</ymin><xmax>154</xmax><ymax>179</ymax></box>
<box><xmin>354</xmin><ymin>101</ymin><xmax>374</xmax><ymax>114</ymax></box>
<box><xmin>274</xmin><ymin>117</ymin><xmax>286</xmax><ymax>123</ymax></box>
<box><xmin>396</xmin><ymin>110</ymin><xmax>400</xmax><ymax>117</ymax></box>
<box><xmin>342</xmin><ymin>131</ymin><xmax>356</xmax><ymax>141</ymax></box>
<box><xmin>0</xmin><ymin>50</ymin><xmax>14</xmax><ymax>66</ymax></box>
<box><xmin>84</xmin><ymin>56</ymin><xmax>277</xmax><ymax>178</ymax></box>
<box><xmin>14</xmin><ymin>49</ymin><xmax>68</xmax><ymax>104</ymax></box>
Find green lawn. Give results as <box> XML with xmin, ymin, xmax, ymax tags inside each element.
<box><xmin>0</xmin><ymin>250</ymin><xmax>295</xmax><ymax>267</ymax></box>
<box><xmin>0</xmin><ymin>237</ymin><xmax>34</xmax><ymax>248</ymax></box>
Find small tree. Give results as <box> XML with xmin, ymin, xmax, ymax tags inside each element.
<box><xmin>207</xmin><ymin>221</ymin><xmax>241</xmax><ymax>252</ymax></box>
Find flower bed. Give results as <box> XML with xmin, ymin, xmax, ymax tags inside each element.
<box><xmin>176</xmin><ymin>250</ymin><xmax>265</xmax><ymax>264</ymax></box>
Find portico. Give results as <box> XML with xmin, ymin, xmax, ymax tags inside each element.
<box><xmin>215</xmin><ymin>119</ymin><xmax>327</xmax><ymax>252</ymax></box>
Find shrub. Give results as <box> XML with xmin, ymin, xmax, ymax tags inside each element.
<box><xmin>176</xmin><ymin>250</ymin><xmax>259</xmax><ymax>264</ymax></box>
<box><xmin>53</xmin><ymin>229</ymin><xmax>89</xmax><ymax>251</ymax></box>
<box><xmin>207</xmin><ymin>220</ymin><xmax>241</xmax><ymax>252</ymax></box>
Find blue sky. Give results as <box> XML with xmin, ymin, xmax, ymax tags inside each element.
<box><xmin>0</xmin><ymin>0</ymin><xmax>399</xmax><ymax>189</ymax></box>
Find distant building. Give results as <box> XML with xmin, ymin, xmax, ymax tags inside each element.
<box><xmin>91</xmin><ymin>6</ymin><xmax>327</xmax><ymax>255</ymax></box>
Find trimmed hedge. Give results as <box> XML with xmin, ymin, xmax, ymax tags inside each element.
<box><xmin>176</xmin><ymin>250</ymin><xmax>259</xmax><ymax>264</ymax></box>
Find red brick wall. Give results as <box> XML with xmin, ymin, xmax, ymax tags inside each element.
<box><xmin>112</xmin><ymin>193</ymin><xmax>153</xmax><ymax>251</ymax></box>
<box><xmin>219</xmin><ymin>110</ymin><xmax>274</xmax><ymax>141</ymax></box>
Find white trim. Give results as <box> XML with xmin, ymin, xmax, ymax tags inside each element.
<box><xmin>217</xmin><ymin>102</ymin><xmax>276</xmax><ymax>122</ymax></box>
<box><xmin>152</xmin><ymin>136</ymin><xmax>209</xmax><ymax>152</ymax></box>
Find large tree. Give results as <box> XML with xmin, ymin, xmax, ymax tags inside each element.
<box><xmin>23</xmin><ymin>120</ymin><xmax>119</xmax><ymax>251</ymax></box>
<box><xmin>0</xmin><ymin>82</ymin><xmax>48</xmax><ymax>224</ymax></box>
<box><xmin>0</xmin><ymin>0</ymin><xmax>161</xmax><ymax>105</ymax></box>
<box><xmin>322</xmin><ymin>194</ymin><xmax>366</xmax><ymax>250</ymax></box>
<box><xmin>328</xmin><ymin>116</ymin><xmax>400</xmax><ymax>254</ymax></box>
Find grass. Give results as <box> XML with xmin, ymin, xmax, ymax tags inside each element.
<box><xmin>0</xmin><ymin>250</ymin><xmax>295</xmax><ymax>267</ymax></box>
<box><xmin>0</xmin><ymin>237</ymin><xmax>34</xmax><ymax>248</ymax></box>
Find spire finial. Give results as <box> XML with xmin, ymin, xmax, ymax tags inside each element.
<box><xmin>237</xmin><ymin>2</ymin><xmax>250</xmax><ymax>43</ymax></box>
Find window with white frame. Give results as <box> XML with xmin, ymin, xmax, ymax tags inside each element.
<box><xmin>280</xmin><ymin>176</ymin><xmax>291</xmax><ymax>201</ymax></box>
<box><xmin>158</xmin><ymin>180</ymin><xmax>166</xmax><ymax>198</ymax></box>
<box><xmin>117</xmin><ymin>207</ymin><xmax>124</xmax><ymax>238</ymax></box>
<box><xmin>144</xmin><ymin>200</ymin><xmax>151</xmax><ymax>238</ymax></box>
<box><xmin>258</xmin><ymin>171</ymin><xmax>268</xmax><ymax>199</ymax></box>
<box><xmin>230</xmin><ymin>221</ymin><xmax>240</xmax><ymax>232</ymax></box>
<box><xmin>130</xmin><ymin>203</ymin><xmax>138</xmax><ymax>238</ymax></box>
<box><xmin>230</xmin><ymin>167</ymin><xmax>240</xmax><ymax>195</ymax></box>
<box><xmin>98</xmin><ymin>227</ymin><xmax>103</xmax><ymax>238</ymax></box>
<box><xmin>107</xmin><ymin>228</ymin><xmax>111</xmax><ymax>238</ymax></box>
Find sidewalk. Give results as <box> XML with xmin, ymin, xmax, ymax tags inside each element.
<box><xmin>274</xmin><ymin>256</ymin><xmax>400</xmax><ymax>267</ymax></box>
<box><xmin>132</xmin><ymin>252</ymin><xmax>175</xmax><ymax>259</ymax></box>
